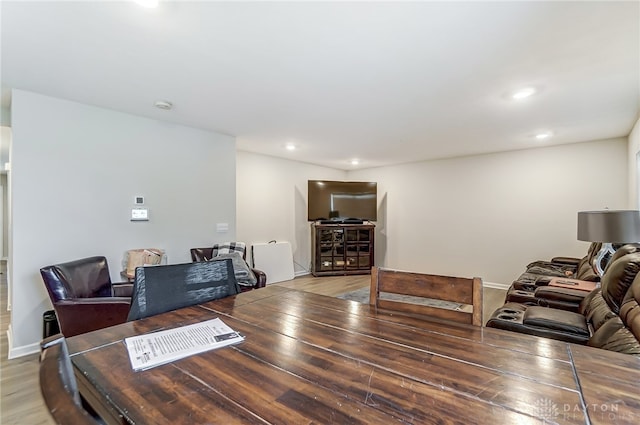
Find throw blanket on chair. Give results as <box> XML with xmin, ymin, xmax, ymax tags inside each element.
<box><xmin>212</xmin><ymin>242</ymin><xmax>246</xmax><ymax>257</ymax></box>
<box><xmin>211</xmin><ymin>252</ymin><xmax>256</xmax><ymax>286</ymax></box>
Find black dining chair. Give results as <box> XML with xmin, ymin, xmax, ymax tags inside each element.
<box><xmin>127</xmin><ymin>259</ymin><xmax>240</xmax><ymax>321</ymax></box>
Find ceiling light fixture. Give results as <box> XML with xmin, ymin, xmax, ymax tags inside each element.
<box><xmin>535</xmin><ymin>132</ymin><xmax>552</xmax><ymax>140</ymax></box>
<box><xmin>350</xmin><ymin>159</ymin><xmax>360</xmax><ymax>166</ymax></box>
<box><xmin>285</xmin><ymin>143</ymin><xmax>296</xmax><ymax>151</ymax></box>
<box><xmin>135</xmin><ymin>0</ymin><xmax>159</xmax><ymax>8</ymax></box>
<box><xmin>154</xmin><ymin>100</ymin><xmax>172</xmax><ymax>110</ymax></box>
<box><xmin>512</xmin><ymin>87</ymin><xmax>536</xmax><ymax>100</ymax></box>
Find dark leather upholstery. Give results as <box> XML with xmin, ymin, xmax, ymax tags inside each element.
<box><xmin>600</xmin><ymin>248</ymin><xmax>640</xmax><ymax>314</ymax></box>
<box><xmin>523</xmin><ymin>306</ymin><xmax>590</xmax><ymax>337</ymax></box>
<box><xmin>587</xmin><ymin>273</ymin><xmax>640</xmax><ymax>355</ymax></box>
<box><xmin>581</xmin><ymin>289</ymin><xmax>617</xmax><ymax>330</ymax></box>
<box><xmin>505</xmin><ymin>243</ymin><xmax>640</xmax><ymax>311</ymax></box>
<box><xmin>535</xmin><ymin>286</ymin><xmax>590</xmax><ymax>306</ymax></box>
<box><xmin>505</xmin><ymin>283</ymin><xmax>588</xmax><ymax>312</ymax></box>
<box><xmin>485</xmin><ymin>302</ymin><xmax>589</xmax><ymax>344</ymax></box>
<box><xmin>487</xmin><ymin>252</ymin><xmax>640</xmax><ymax>354</ymax></box>
<box><xmin>613</xmin><ymin>273</ymin><xmax>640</xmax><ymax>353</ymax></box>
<box><xmin>524</xmin><ymin>242</ymin><xmax>601</xmax><ymax>280</ymax></box>
<box><xmin>190</xmin><ymin>247</ymin><xmax>267</xmax><ymax>291</ymax></box>
<box><xmin>40</xmin><ymin>256</ymin><xmax>131</xmax><ymax>337</ymax></box>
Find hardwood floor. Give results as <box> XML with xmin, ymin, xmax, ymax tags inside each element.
<box><xmin>0</xmin><ymin>270</ymin><xmax>505</xmax><ymax>425</ymax></box>
<box><xmin>276</xmin><ymin>273</ymin><xmax>372</xmax><ymax>296</ymax></box>
<box><xmin>0</xmin><ymin>262</ymin><xmax>56</xmax><ymax>425</ymax></box>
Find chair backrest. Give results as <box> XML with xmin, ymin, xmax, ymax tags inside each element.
<box><xmin>600</xmin><ymin>252</ymin><xmax>640</xmax><ymax>315</ymax></box>
<box><xmin>576</xmin><ymin>242</ymin><xmax>601</xmax><ymax>281</ymax></box>
<box><xmin>190</xmin><ymin>247</ymin><xmax>215</xmax><ymax>262</ymax></box>
<box><xmin>370</xmin><ymin>267</ymin><xmax>483</xmax><ymax>326</ymax></box>
<box><xmin>127</xmin><ymin>259</ymin><xmax>240</xmax><ymax>321</ymax></box>
<box><xmin>40</xmin><ymin>335</ymin><xmax>99</xmax><ymax>425</ymax></box>
<box><xmin>620</xmin><ymin>274</ymin><xmax>640</xmax><ymax>343</ymax></box>
<box><xmin>40</xmin><ymin>256</ymin><xmax>113</xmax><ymax>302</ymax></box>
<box><xmin>190</xmin><ymin>242</ymin><xmax>248</xmax><ymax>262</ymax></box>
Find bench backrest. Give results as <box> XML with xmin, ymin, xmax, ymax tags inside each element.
<box><xmin>370</xmin><ymin>266</ymin><xmax>483</xmax><ymax>326</ymax></box>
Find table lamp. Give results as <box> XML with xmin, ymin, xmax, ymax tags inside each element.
<box><xmin>577</xmin><ymin>209</ymin><xmax>640</xmax><ymax>276</ymax></box>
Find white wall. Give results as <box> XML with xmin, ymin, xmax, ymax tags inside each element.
<box><xmin>348</xmin><ymin>139</ymin><xmax>628</xmax><ymax>285</ymax></box>
<box><xmin>236</xmin><ymin>151</ymin><xmax>345</xmax><ymax>274</ymax></box>
<box><xmin>237</xmin><ymin>139</ymin><xmax>628</xmax><ymax>285</ymax></box>
<box><xmin>627</xmin><ymin>116</ymin><xmax>640</xmax><ymax>208</ymax></box>
<box><xmin>1</xmin><ymin>106</ymin><xmax>10</xmax><ymax>127</ymax></box>
<box><xmin>1</xmin><ymin>174</ymin><xmax>7</xmax><ymax>257</ymax></box>
<box><xmin>9</xmin><ymin>90</ymin><xmax>236</xmax><ymax>357</ymax></box>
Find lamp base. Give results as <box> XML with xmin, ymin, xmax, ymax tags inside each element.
<box><xmin>594</xmin><ymin>242</ymin><xmax>615</xmax><ymax>278</ymax></box>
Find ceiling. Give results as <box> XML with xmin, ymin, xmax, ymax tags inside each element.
<box><xmin>1</xmin><ymin>1</ymin><xmax>639</xmax><ymax>170</ymax></box>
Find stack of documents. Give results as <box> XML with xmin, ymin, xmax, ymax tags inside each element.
<box><xmin>125</xmin><ymin>318</ymin><xmax>244</xmax><ymax>371</ymax></box>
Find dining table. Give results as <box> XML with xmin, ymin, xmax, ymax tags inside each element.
<box><xmin>66</xmin><ymin>285</ymin><xmax>640</xmax><ymax>424</ymax></box>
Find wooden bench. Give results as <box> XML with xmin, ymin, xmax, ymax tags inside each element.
<box><xmin>370</xmin><ymin>266</ymin><xmax>483</xmax><ymax>326</ymax></box>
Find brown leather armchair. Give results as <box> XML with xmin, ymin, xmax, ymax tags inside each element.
<box><xmin>190</xmin><ymin>246</ymin><xmax>267</xmax><ymax>291</ymax></box>
<box><xmin>40</xmin><ymin>256</ymin><xmax>132</xmax><ymax>337</ymax></box>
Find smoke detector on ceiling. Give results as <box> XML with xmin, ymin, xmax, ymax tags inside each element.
<box><xmin>154</xmin><ymin>100</ymin><xmax>173</xmax><ymax>110</ymax></box>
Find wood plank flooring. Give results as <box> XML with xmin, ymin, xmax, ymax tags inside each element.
<box><xmin>0</xmin><ymin>268</ymin><xmax>505</xmax><ymax>425</ymax></box>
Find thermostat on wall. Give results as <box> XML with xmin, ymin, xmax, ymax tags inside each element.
<box><xmin>131</xmin><ymin>208</ymin><xmax>149</xmax><ymax>221</ymax></box>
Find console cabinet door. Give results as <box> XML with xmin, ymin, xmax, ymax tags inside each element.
<box><xmin>312</xmin><ymin>224</ymin><xmax>374</xmax><ymax>276</ymax></box>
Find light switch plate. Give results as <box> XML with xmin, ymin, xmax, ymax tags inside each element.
<box><xmin>131</xmin><ymin>208</ymin><xmax>149</xmax><ymax>221</ymax></box>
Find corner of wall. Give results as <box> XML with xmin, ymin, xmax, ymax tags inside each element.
<box><xmin>0</xmin><ymin>107</ymin><xmax>11</xmax><ymax>127</ymax></box>
<box><xmin>6</xmin><ymin>324</ymin><xmax>40</xmax><ymax>359</ymax></box>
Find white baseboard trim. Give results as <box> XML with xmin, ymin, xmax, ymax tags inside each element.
<box><xmin>7</xmin><ymin>325</ymin><xmax>40</xmax><ymax>359</ymax></box>
<box><xmin>483</xmin><ymin>281</ymin><xmax>510</xmax><ymax>291</ymax></box>
<box><xmin>294</xmin><ymin>270</ymin><xmax>311</xmax><ymax>277</ymax></box>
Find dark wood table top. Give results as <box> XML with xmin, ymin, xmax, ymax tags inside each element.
<box><xmin>68</xmin><ymin>285</ymin><xmax>640</xmax><ymax>425</ymax></box>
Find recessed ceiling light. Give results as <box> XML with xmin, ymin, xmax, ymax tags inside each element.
<box><xmin>285</xmin><ymin>143</ymin><xmax>296</xmax><ymax>151</ymax></box>
<box><xmin>535</xmin><ymin>132</ymin><xmax>552</xmax><ymax>140</ymax></box>
<box><xmin>135</xmin><ymin>0</ymin><xmax>159</xmax><ymax>8</ymax></box>
<box><xmin>512</xmin><ymin>87</ymin><xmax>536</xmax><ymax>100</ymax></box>
<box><xmin>154</xmin><ymin>100</ymin><xmax>172</xmax><ymax>110</ymax></box>
<box><xmin>350</xmin><ymin>159</ymin><xmax>360</xmax><ymax>166</ymax></box>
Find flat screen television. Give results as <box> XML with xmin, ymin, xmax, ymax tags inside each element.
<box><xmin>307</xmin><ymin>180</ymin><xmax>377</xmax><ymax>222</ymax></box>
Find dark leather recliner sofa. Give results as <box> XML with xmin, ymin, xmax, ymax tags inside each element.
<box><xmin>487</xmin><ymin>251</ymin><xmax>640</xmax><ymax>355</ymax></box>
<box><xmin>503</xmin><ymin>242</ymin><xmax>606</xmax><ymax>312</ymax></box>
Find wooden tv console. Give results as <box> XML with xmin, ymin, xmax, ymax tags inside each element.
<box><xmin>311</xmin><ymin>222</ymin><xmax>375</xmax><ymax>277</ymax></box>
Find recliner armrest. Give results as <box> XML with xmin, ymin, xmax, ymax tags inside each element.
<box><xmin>549</xmin><ymin>256</ymin><xmax>581</xmax><ymax>266</ymax></box>
<box><xmin>523</xmin><ymin>306</ymin><xmax>590</xmax><ymax>337</ymax></box>
<box><xmin>252</xmin><ymin>268</ymin><xmax>267</xmax><ymax>288</ymax></box>
<box><xmin>487</xmin><ymin>303</ymin><xmax>590</xmax><ymax>344</ymax></box>
<box><xmin>534</xmin><ymin>286</ymin><xmax>590</xmax><ymax>305</ymax></box>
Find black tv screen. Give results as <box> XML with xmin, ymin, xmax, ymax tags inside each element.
<box><xmin>308</xmin><ymin>180</ymin><xmax>377</xmax><ymax>222</ymax></box>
